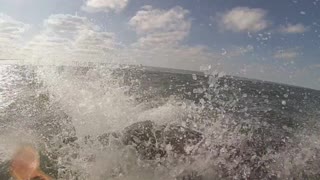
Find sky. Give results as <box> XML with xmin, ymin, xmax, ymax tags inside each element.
<box><xmin>0</xmin><ymin>0</ymin><xmax>319</xmax><ymax>89</ymax></box>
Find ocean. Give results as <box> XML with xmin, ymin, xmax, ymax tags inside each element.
<box><xmin>0</xmin><ymin>64</ymin><xmax>319</xmax><ymax>179</ymax></box>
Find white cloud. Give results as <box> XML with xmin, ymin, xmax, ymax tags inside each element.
<box><xmin>23</xmin><ymin>14</ymin><xmax>118</xmax><ymax>63</ymax></box>
<box><xmin>73</xmin><ymin>29</ymin><xmax>116</xmax><ymax>56</ymax></box>
<box><xmin>0</xmin><ymin>14</ymin><xmax>30</xmax><ymax>59</ymax></box>
<box><xmin>129</xmin><ymin>6</ymin><xmax>191</xmax><ymax>47</ymax></box>
<box><xmin>273</xmin><ymin>49</ymin><xmax>299</xmax><ymax>60</ymax></box>
<box><xmin>43</xmin><ymin>14</ymin><xmax>98</xmax><ymax>38</ymax></box>
<box><xmin>129</xmin><ymin>6</ymin><xmax>190</xmax><ymax>34</ymax></box>
<box><xmin>279</xmin><ymin>23</ymin><xmax>308</xmax><ymax>34</ymax></box>
<box><xmin>0</xmin><ymin>14</ymin><xmax>29</xmax><ymax>40</ymax></box>
<box><xmin>220</xmin><ymin>7</ymin><xmax>269</xmax><ymax>32</ymax></box>
<box><xmin>82</xmin><ymin>0</ymin><xmax>129</xmax><ymax>13</ymax></box>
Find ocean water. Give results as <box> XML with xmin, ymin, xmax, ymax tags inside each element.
<box><xmin>0</xmin><ymin>64</ymin><xmax>319</xmax><ymax>179</ymax></box>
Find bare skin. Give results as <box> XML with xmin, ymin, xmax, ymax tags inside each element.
<box><xmin>10</xmin><ymin>145</ymin><xmax>51</xmax><ymax>180</ymax></box>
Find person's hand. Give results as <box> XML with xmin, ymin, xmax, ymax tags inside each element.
<box><xmin>10</xmin><ymin>145</ymin><xmax>51</xmax><ymax>180</ymax></box>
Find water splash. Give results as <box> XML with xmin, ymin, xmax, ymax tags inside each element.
<box><xmin>0</xmin><ymin>64</ymin><xmax>319</xmax><ymax>179</ymax></box>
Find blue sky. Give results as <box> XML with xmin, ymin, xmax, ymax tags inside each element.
<box><xmin>0</xmin><ymin>0</ymin><xmax>319</xmax><ymax>89</ymax></box>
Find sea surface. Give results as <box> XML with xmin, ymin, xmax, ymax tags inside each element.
<box><xmin>0</xmin><ymin>64</ymin><xmax>319</xmax><ymax>179</ymax></box>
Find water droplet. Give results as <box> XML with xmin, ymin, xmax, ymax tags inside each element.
<box><xmin>192</xmin><ymin>74</ymin><xmax>197</xmax><ymax>80</ymax></box>
<box><xmin>200</xmin><ymin>98</ymin><xmax>205</xmax><ymax>104</ymax></box>
<box><xmin>221</xmin><ymin>48</ymin><xmax>227</xmax><ymax>55</ymax></box>
<box><xmin>282</xmin><ymin>100</ymin><xmax>287</xmax><ymax>105</ymax></box>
